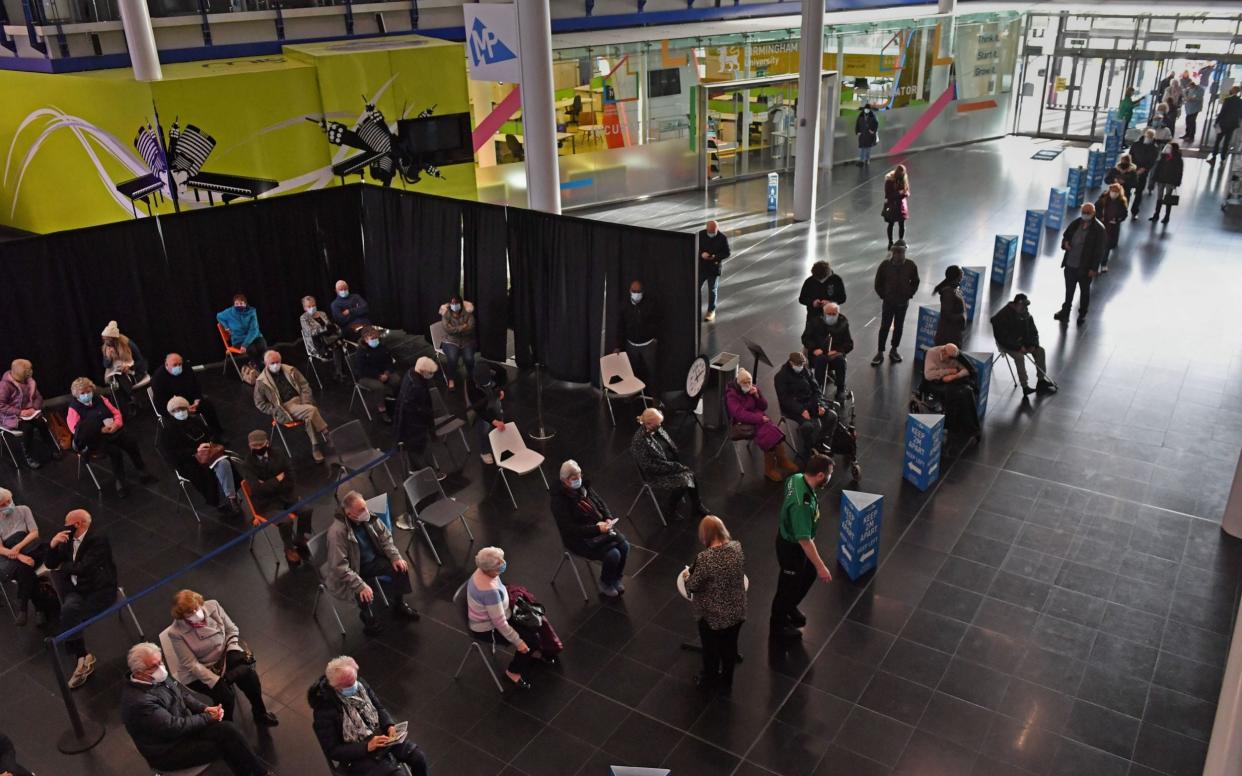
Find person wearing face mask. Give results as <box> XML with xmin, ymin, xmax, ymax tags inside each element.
<box><xmin>46</xmin><ymin>509</ymin><xmax>114</xmax><ymax>689</ymax></box>
<box><xmin>465</xmin><ymin>547</ymin><xmax>547</xmax><ymax>687</ymax></box>
<box><xmin>800</xmin><ymin>301</ymin><xmax>854</xmax><ymax>401</ymax></box>
<box><xmin>871</xmin><ymin>241</ymin><xmax>920</xmax><ymax>365</ymax></box>
<box><xmin>157</xmin><ymin>396</ymin><xmax>239</xmax><ymax>516</ymax></box>
<box><xmin>66</xmin><ymin>376</ymin><xmax>155</xmax><ymax>498</ymax></box>
<box><xmin>1162</xmin><ymin>82</ymin><xmax>1182</xmax><ymax>131</ymax></box>
<box><xmin>798</xmin><ymin>261</ymin><xmax>847</xmax><ymax>321</ymax></box>
<box><xmin>299</xmin><ymin>294</ymin><xmax>346</xmax><ymax>381</ymax></box>
<box><xmin>326</xmin><ymin>491</ymin><xmax>419</xmax><ymax>637</ymax></box>
<box><xmin>1104</xmin><ymin>153</ymin><xmax>1139</xmax><ymax>209</ymax></box>
<box><xmin>932</xmin><ymin>266</ymin><xmax>967</xmax><ymax>347</ymax></box>
<box><xmin>353</xmin><ymin>326</ymin><xmax>398</xmax><ymax>424</ymax></box>
<box><xmin>989</xmin><ymin>294</ymin><xmax>1057</xmax><ymax>397</ymax></box>
<box><xmin>1127</xmin><ymin>129</ymin><xmax>1161</xmax><ymax>218</ymax></box>
<box><xmin>468</xmin><ymin>360</ymin><xmax>507</xmax><ymax>465</ymax></box>
<box><xmin>1055</xmin><ymin>204</ymin><xmax>1107</xmax><ymax>324</ymax></box>
<box><xmin>770</xmin><ymin>454</ymin><xmax>833</xmax><ymax>639</ymax></box>
<box><xmin>309</xmin><ymin>655</ymin><xmax>428</xmax><ymax>775</ymax></box>
<box><xmin>163</xmin><ymin>589</ymin><xmax>277</xmax><ymax>726</ymax></box>
<box><xmin>1208</xmin><ymin>85</ymin><xmax>1241</xmax><ymax>166</ymax></box>
<box><xmin>1148</xmin><ymin>103</ymin><xmax>1174</xmax><ymax>147</ymax></box>
<box><xmin>216</xmin><ymin>293</ymin><xmax>268</xmax><ymax>368</ymax></box>
<box><xmin>551</xmin><ymin>460</ymin><xmax>631</xmax><ymax>596</ymax></box>
<box><xmin>121</xmin><ymin>642</ymin><xmax>275</xmax><ymax>776</ymax></box>
<box><xmin>1149</xmin><ymin>141</ymin><xmax>1184</xmax><ymax>226</ymax></box>
<box><xmin>0</xmin><ymin>487</ymin><xmax>56</xmax><ymax>627</ymax></box>
<box><xmin>239</xmin><ymin>429</ymin><xmax>312</xmax><ymax>567</ymax></box>
<box><xmin>0</xmin><ymin>358</ymin><xmax>58</xmax><ymax>469</ymax></box>
<box><xmin>855</xmin><ymin>103</ymin><xmax>879</xmax><ymax>165</ymax></box>
<box><xmin>1183</xmin><ymin>79</ymin><xmax>1204</xmax><ymax>143</ymax></box>
<box><xmin>697</xmin><ymin>220</ymin><xmax>730</xmax><ymax>322</ymax></box>
<box><xmin>725</xmin><ymin>368</ymin><xmax>794</xmax><ymax>481</ymax></box>
<box><xmin>393</xmin><ymin>357</ymin><xmax>441</xmax><ymax>477</ymax></box>
<box><xmin>330</xmin><ymin>280</ymin><xmax>372</xmax><ymax>341</ymax></box>
<box><xmin>774</xmin><ymin>352</ymin><xmax>835</xmax><ymax>463</ymax></box>
<box><xmin>631</xmin><ymin>408</ymin><xmax>710</xmax><ymax>520</ymax></box>
<box><xmin>152</xmin><ymin>352</ymin><xmax>223</xmax><ymax>436</ymax></box>
<box><xmin>616</xmin><ymin>279</ymin><xmax>662</xmax><ymax>397</ymax></box>
<box><xmin>1094</xmin><ymin>183</ymin><xmax>1129</xmax><ymax>271</ymax></box>
<box><xmin>439</xmin><ymin>293</ymin><xmax>477</xmax><ymax>391</ymax></box>
<box><xmin>253</xmin><ymin>350</ymin><xmax>331</xmax><ymax>463</ymax></box>
<box><xmin>882</xmin><ymin>164</ymin><xmax>910</xmax><ymax>248</ymax></box>
<box><xmin>99</xmin><ymin>320</ymin><xmax>150</xmax><ymax>412</ymax></box>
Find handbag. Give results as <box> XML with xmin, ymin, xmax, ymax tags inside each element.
<box><xmin>194</xmin><ymin>442</ymin><xmax>227</xmax><ymax>467</ymax></box>
<box><xmin>1163</xmin><ymin>191</ymin><xmax>1180</xmax><ymax>206</ymax></box>
<box><xmin>511</xmin><ymin>597</ymin><xmax>545</xmax><ymax>630</ymax></box>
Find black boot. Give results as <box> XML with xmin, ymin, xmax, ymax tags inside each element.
<box><xmin>14</xmin><ymin>599</ymin><xmax>28</xmax><ymax>626</ymax></box>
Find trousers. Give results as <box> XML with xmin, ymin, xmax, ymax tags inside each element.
<box><xmin>356</xmin><ymin>556</ymin><xmax>413</xmax><ymax>619</ymax></box>
<box><xmin>282</xmin><ymin>399</ymin><xmax>328</xmax><ymax>445</ymax></box>
<box><xmin>1060</xmin><ymin>267</ymin><xmax>1092</xmax><ymax>315</ymax></box>
<box><xmin>1000</xmin><ymin>346</ymin><xmax>1047</xmax><ymax>388</ymax></box>
<box><xmin>698</xmin><ymin>619</ymin><xmax>742</xmax><ymax>687</ymax></box>
<box><xmin>188</xmin><ymin>650</ymin><xmax>269</xmax><ymax>722</ymax></box>
<box><xmin>701</xmin><ymin>275</ymin><xmax>720</xmax><ymax>312</ymax></box>
<box><xmin>877</xmin><ymin>301</ymin><xmax>908</xmax><ymax>351</ymax></box>
<box><xmin>579</xmin><ymin>534</ymin><xmax>630</xmax><ymax>585</ymax></box>
<box><xmin>59</xmin><ymin>586</ymin><xmax>116</xmax><ymax>658</ymax></box>
<box><xmin>624</xmin><ymin>340</ymin><xmax>659</xmax><ymax>397</ymax></box>
<box><xmin>771</xmin><ymin>536</ymin><xmax>817</xmax><ymax>625</ymax></box>
<box><xmin>144</xmin><ymin>721</ymin><xmax>268</xmax><ymax>776</ymax></box>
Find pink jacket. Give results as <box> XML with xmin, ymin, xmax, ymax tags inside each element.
<box><xmin>923</xmin><ymin>346</ymin><xmax>965</xmax><ymax>382</ymax></box>
<box><xmin>726</xmin><ymin>382</ymin><xmax>785</xmax><ymax>450</ymax></box>
<box><xmin>0</xmin><ymin>371</ymin><xmax>43</xmax><ymax>430</ymax></box>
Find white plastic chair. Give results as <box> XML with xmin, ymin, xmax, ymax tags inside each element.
<box><xmin>599</xmin><ymin>352</ymin><xmax>648</xmax><ymax>426</ymax></box>
<box><xmin>0</xmin><ymin>426</ymin><xmax>23</xmax><ymax>468</ymax></box>
<box><xmin>428</xmin><ymin>321</ymin><xmax>452</xmax><ymax>389</ymax></box>
<box><xmin>487</xmin><ymin>423</ymin><xmax>548</xmax><ymax>508</ymax></box>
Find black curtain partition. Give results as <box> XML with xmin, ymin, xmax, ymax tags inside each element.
<box><xmin>462</xmin><ymin>202</ymin><xmax>510</xmax><ymax>362</ymax></box>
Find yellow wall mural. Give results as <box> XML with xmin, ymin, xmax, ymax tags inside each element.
<box><xmin>0</xmin><ymin>34</ymin><xmax>474</xmax><ymax>234</ymax></box>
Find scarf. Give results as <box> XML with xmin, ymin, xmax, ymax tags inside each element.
<box><xmin>339</xmin><ymin>687</ymin><xmax>380</xmax><ymax>743</ymax></box>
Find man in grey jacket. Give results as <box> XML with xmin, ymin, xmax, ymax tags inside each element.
<box><xmin>253</xmin><ymin>350</ymin><xmax>331</xmax><ymax>463</ymax></box>
<box><xmin>325</xmin><ymin>491</ymin><xmax>419</xmax><ymax>636</ymax></box>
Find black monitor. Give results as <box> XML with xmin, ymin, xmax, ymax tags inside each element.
<box><xmin>397</xmin><ymin>112</ymin><xmax>474</xmax><ymax>166</ymax></box>
<box><xmin>648</xmin><ymin>68</ymin><xmax>682</xmax><ymax>98</ymax></box>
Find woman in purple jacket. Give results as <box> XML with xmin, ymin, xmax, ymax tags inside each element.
<box><xmin>725</xmin><ymin>368</ymin><xmax>797</xmax><ymax>482</ymax></box>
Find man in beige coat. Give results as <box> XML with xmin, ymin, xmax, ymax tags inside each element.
<box><xmin>324</xmin><ymin>490</ymin><xmax>419</xmax><ymax>636</ymax></box>
<box><xmin>253</xmin><ymin>349</ymin><xmax>330</xmax><ymax>462</ymax></box>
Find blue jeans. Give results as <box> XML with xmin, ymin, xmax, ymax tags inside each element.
<box><xmin>581</xmin><ymin>535</ymin><xmax>630</xmax><ymax>585</ymax></box>
<box><xmin>859</xmin><ymin>145</ymin><xmax>872</xmax><ymax>162</ymax></box>
<box><xmin>701</xmin><ymin>275</ymin><xmax>719</xmax><ymax>313</ymax></box>
<box><xmin>212</xmin><ymin>458</ymin><xmax>236</xmax><ymax>499</ymax></box>
<box><xmin>441</xmin><ymin>342</ymin><xmax>476</xmax><ymax>382</ymax></box>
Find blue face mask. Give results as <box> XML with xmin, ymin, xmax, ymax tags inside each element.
<box><xmin>0</xmin><ymin>506</ymin><xmax>14</xmax><ymax>516</ymax></box>
<box><xmin>172</xmin><ymin>409</ymin><xmax>190</xmax><ymax>421</ymax></box>
<box><xmin>339</xmin><ymin>682</ymin><xmax>360</xmax><ymax>697</ymax></box>
<box><xmin>78</xmin><ymin>392</ymin><xmax>93</xmax><ymax>404</ymax></box>
<box><xmin>170</xmin><ymin>365</ymin><xmax>183</xmax><ymax>376</ymax></box>
<box><xmin>450</xmin><ymin>303</ymin><xmax>462</xmax><ymax>313</ymax></box>
<box><xmin>366</xmin><ymin>339</ymin><xmax>380</xmax><ymax>349</ymax></box>
<box><xmin>497</xmin><ymin>561</ymin><xmax>508</xmax><ymax>575</ymax></box>
<box><xmin>337</xmin><ymin>290</ymin><xmax>350</xmax><ymax>299</ymax></box>
<box><xmin>824</xmin><ymin>314</ymin><xmax>838</xmax><ymax>325</ymax></box>
<box><xmin>568</xmin><ymin>477</ymin><xmax>583</xmax><ymax>490</ymax></box>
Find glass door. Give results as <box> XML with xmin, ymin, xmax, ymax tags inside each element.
<box><xmin>704</xmin><ymin>80</ymin><xmax>800</xmax><ymax>184</ymax></box>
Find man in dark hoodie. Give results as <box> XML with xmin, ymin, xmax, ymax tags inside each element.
<box><xmin>120</xmin><ymin>642</ymin><xmax>272</xmax><ymax>776</ymax></box>
<box><xmin>798</xmin><ymin>261</ymin><xmax>847</xmax><ymax>320</ymax></box>
<box><xmin>870</xmin><ymin>241</ymin><xmax>920</xmax><ymax>365</ymax></box>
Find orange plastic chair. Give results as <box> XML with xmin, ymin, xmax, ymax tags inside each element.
<box><xmin>239</xmin><ymin>480</ymin><xmax>286</xmax><ymax>573</ymax></box>
<box><xmin>270</xmin><ymin>416</ymin><xmax>304</xmax><ymax>458</ymax></box>
<box><xmin>217</xmin><ymin>322</ymin><xmax>247</xmax><ymax>380</ymax></box>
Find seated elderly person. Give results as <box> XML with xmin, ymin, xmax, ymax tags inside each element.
<box><xmin>439</xmin><ymin>294</ymin><xmax>477</xmax><ymax>391</ymax></box>
<box><xmin>163</xmin><ymin>589</ymin><xmax>277</xmax><ymax>726</ymax></box>
<box><xmin>631</xmin><ymin>408</ymin><xmax>709</xmax><ymax>520</ymax></box>
<box><xmin>467</xmin><ymin>547</ymin><xmax>555</xmax><ymax>689</ymax></box>
<box><xmin>157</xmin><ymin>396</ymin><xmax>239</xmax><ymax>516</ymax></box>
<box><xmin>151</xmin><ymin>353</ymin><xmax>223</xmax><ymax>436</ymax></box>
<box><xmin>216</xmin><ymin>294</ymin><xmax>268</xmax><ymax>368</ymax></box>
<box><xmin>726</xmin><ymin>367</ymin><xmax>795</xmax><ymax>482</ymax></box>
<box><xmin>309</xmin><ymin>655</ymin><xmax>428</xmax><ymax>776</ymax></box>
<box><xmin>800</xmin><ymin>302</ymin><xmax>853</xmax><ymax>401</ymax></box>
<box><xmin>0</xmin><ymin>488</ymin><xmax>56</xmax><ymax>627</ymax></box>
<box><xmin>327</xmin><ymin>491</ymin><xmax>419</xmax><ymax>636</ymax></box>
<box><xmin>354</xmin><ymin>326</ymin><xmax>398</xmax><ymax>423</ymax></box>
<box><xmin>551</xmin><ymin>460</ymin><xmax>631</xmax><ymax>597</ymax></box>
<box><xmin>300</xmin><ymin>295</ymin><xmax>345</xmax><ymax>381</ymax></box>
<box><xmin>331</xmin><ymin>280</ymin><xmax>373</xmax><ymax>340</ymax></box>
<box><xmin>253</xmin><ymin>349</ymin><xmax>331</xmax><ymax>463</ymax></box>
<box><xmin>47</xmin><ymin>509</ymin><xmax>114</xmax><ymax>688</ymax></box>
<box><xmin>67</xmin><ymin>377</ymin><xmax>156</xmax><ymax>498</ymax></box>
<box><xmin>239</xmin><ymin>430</ymin><xmax>312</xmax><ymax>566</ymax></box>
<box><xmin>990</xmin><ymin>294</ymin><xmax>1058</xmax><ymax>397</ymax></box>
<box><xmin>922</xmin><ymin>343</ymin><xmax>981</xmax><ymax>440</ymax></box>
<box><xmin>121</xmin><ymin>642</ymin><xmax>273</xmax><ymax>776</ymax></box>
<box><xmin>774</xmin><ymin>352</ymin><xmax>835</xmax><ymax>462</ymax></box>
<box><xmin>100</xmin><ymin>320</ymin><xmax>150</xmax><ymax>411</ymax></box>
<box><xmin>468</xmin><ymin>360</ymin><xmax>507</xmax><ymax>465</ymax></box>
<box><xmin>0</xmin><ymin>358</ymin><xmax>58</xmax><ymax>469</ymax></box>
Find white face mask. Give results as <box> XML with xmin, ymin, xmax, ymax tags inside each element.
<box><xmin>824</xmin><ymin>314</ymin><xmax>839</xmax><ymax>325</ymax></box>
<box><xmin>450</xmin><ymin>303</ymin><xmax>462</xmax><ymax>313</ymax></box>
<box><xmin>791</xmin><ymin>365</ymin><xmax>804</xmax><ymax>373</ymax></box>
<box><xmin>337</xmin><ymin>290</ymin><xmax>349</xmax><ymax>298</ymax></box>
<box><xmin>305</xmin><ymin>306</ymin><xmax>316</xmax><ymax>315</ymax></box>
<box><xmin>268</xmin><ymin>363</ymin><xmax>282</xmax><ymax>373</ymax></box>
<box><xmin>149</xmin><ymin>665</ymin><xmax>168</xmax><ymax>683</ymax></box>
<box><xmin>630</xmin><ymin>292</ymin><xmax>643</xmax><ymax>303</ymax></box>
<box><xmin>738</xmin><ymin>382</ymin><xmax>753</xmax><ymax>393</ymax></box>
<box><xmin>1109</xmin><ymin>191</ymin><xmax>1119</xmax><ymax>199</ymax></box>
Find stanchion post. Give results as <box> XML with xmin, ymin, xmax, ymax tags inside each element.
<box><xmin>529</xmin><ymin>363</ymin><xmax>556</xmax><ymax>441</ymax></box>
<box><xmin>45</xmin><ymin>638</ymin><xmax>106</xmax><ymax>754</ymax></box>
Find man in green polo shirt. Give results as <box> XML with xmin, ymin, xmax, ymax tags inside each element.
<box><xmin>771</xmin><ymin>453</ymin><xmax>834</xmax><ymax>638</ymax></box>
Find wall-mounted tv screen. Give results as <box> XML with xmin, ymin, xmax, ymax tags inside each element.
<box><xmin>648</xmin><ymin>68</ymin><xmax>682</xmax><ymax>98</ymax></box>
<box><xmin>397</xmin><ymin>112</ymin><xmax>474</xmax><ymax>166</ymax></box>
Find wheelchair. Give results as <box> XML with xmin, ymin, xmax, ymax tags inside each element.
<box><xmin>784</xmin><ymin>387</ymin><xmax>862</xmax><ymax>485</ymax></box>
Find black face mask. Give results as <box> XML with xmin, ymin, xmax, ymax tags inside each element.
<box><xmin>251</xmin><ymin>447</ymin><xmax>270</xmax><ymax>458</ymax></box>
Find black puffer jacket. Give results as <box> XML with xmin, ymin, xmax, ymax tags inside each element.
<box><xmin>1152</xmin><ymin>151</ymin><xmax>1184</xmax><ymax>186</ymax></box>
<box><xmin>990</xmin><ymin>303</ymin><xmax>1039</xmax><ymax>351</ymax></box>
<box><xmin>308</xmin><ymin>676</ymin><xmax>395</xmax><ymax>768</ymax></box>
<box><xmin>1128</xmin><ymin>138</ymin><xmax>1160</xmax><ymax>172</ymax></box>
<box><xmin>774</xmin><ymin>363</ymin><xmax>824</xmax><ymax>419</ymax></box>
<box><xmin>393</xmin><ymin>370</ymin><xmax>434</xmax><ymax>444</ymax></box>
<box><xmin>798</xmin><ymin>274</ymin><xmax>847</xmax><ymax>317</ymax></box>
<box><xmin>120</xmin><ymin>676</ymin><xmax>210</xmax><ymax>764</ymax></box>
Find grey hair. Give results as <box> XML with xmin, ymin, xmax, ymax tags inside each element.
<box><xmin>559</xmin><ymin>460</ymin><xmax>581</xmax><ymax>479</ymax></box>
<box><xmin>127</xmin><ymin>642</ymin><xmax>162</xmax><ymax>673</ymax></box>
<box><xmin>475</xmin><ymin>546</ymin><xmax>506</xmax><ymax>573</ymax></box>
<box><xmin>341</xmin><ymin>490</ymin><xmax>365</xmax><ymax>509</ymax></box>
<box><xmin>0</xmin><ymin>487</ymin><xmax>11</xmax><ymax>506</ymax></box>
<box><xmin>325</xmin><ymin>655</ymin><xmax>359</xmax><ymax>685</ymax></box>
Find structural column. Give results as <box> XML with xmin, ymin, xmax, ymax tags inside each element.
<box><xmin>118</xmin><ymin>0</ymin><xmax>162</xmax><ymax>81</ymax></box>
<box><xmin>793</xmin><ymin>0</ymin><xmax>825</xmax><ymax>221</ymax></box>
<box><xmin>516</xmin><ymin>0</ymin><xmax>561</xmax><ymax>214</ymax></box>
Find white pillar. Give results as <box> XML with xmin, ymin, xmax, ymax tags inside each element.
<box><xmin>938</xmin><ymin>0</ymin><xmax>955</xmax><ymax>13</ymax></box>
<box><xmin>793</xmin><ymin>0</ymin><xmax>825</xmax><ymax>222</ymax></box>
<box><xmin>118</xmin><ymin>0</ymin><xmax>162</xmax><ymax>82</ymax></box>
<box><xmin>515</xmin><ymin>0</ymin><xmax>560</xmax><ymax>214</ymax></box>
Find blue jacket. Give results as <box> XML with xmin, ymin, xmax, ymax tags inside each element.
<box><xmin>330</xmin><ymin>293</ymin><xmax>371</xmax><ymax>327</ymax></box>
<box><xmin>215</xmin><ymin>306</ymin><xmax>262</xmax><ymax>347</ymax></box>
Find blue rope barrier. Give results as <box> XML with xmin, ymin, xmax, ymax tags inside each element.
<box><xmin>49</xmin><ymin>449</ymin><xmax>398</xmax><ymax>645</ymax></box>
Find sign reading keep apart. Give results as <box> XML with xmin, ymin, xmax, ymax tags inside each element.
<box><xmin>463</xmin><ymin>3</ymin><xmax>521</xmax><ymax>82</ymax></box>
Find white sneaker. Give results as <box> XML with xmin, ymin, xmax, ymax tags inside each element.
<box><xmin>68</xmin><ymin>653</ymin><xmax>96</xmax><ymax>689</ymax></box>
<box><xmin>481</xmin><ymin>453</ymin><xmax>495</xmax><ymax>465</ymax></box>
